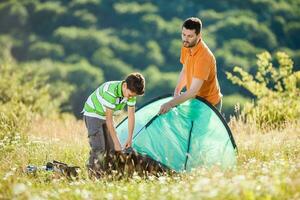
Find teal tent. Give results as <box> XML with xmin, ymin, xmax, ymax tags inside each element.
<box><xmin>116</xmin><ymin>95</ymin><xmax>237</xmax><ymax>172</ymax></box>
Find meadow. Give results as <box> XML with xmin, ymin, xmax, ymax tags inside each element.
<box><xmin>1</xmin><ymin>1</ymin><xmax>299</xmax><ymax>198</ymax></box>
<box><xmin>0</xmin><ymin>115</ymin><xmax>299</xmax><ymax>200</ymax></box>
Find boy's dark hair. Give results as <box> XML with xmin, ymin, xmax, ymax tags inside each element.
<box><xmin>125</xmin><ymin>72</ymin><xmax>145</xmax><ymax>95</ymax></box>
<box><xmin>182</xmin><ymin>17</ymin><xmax>202</xmax><ymax>35</ymax></box>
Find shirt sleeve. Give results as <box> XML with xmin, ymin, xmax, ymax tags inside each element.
<box><xmin>100</xmin><ymin>83</ymin><xmax>116</xmax><ymax>109</ymax></box>
<box><xmin>127</xmin><ymin>97</ymin><xmax>136</xmax><ymax>107</ymax></box>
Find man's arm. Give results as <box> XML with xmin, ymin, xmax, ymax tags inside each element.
<box><xmin>174</xmin><ymin>67</ymin><xmax>186</xmax><ymax>97</ymax></box>
<box><xmin>105</xmin><ymin>108</ymin><xmax>122</xmax><ymax>151</ymax></box>
<box><xmin>159</xmin><ymin>77</ymin><xmax>204</xmax><ymax>114</ymax></box>
<box><xmin>125</xmin><ymin>106</ymin><xmax>135</xmax><ymax>148</ymax></box>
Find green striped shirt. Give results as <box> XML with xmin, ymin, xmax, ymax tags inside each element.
<box><xmin>83</xmin><ymin>81</ymin><xmax>136</xmax><ymax>119</ymax></box>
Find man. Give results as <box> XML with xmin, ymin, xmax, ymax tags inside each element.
<box><xmin>83</xmin><ymin>72</ymin><xmax>145</xmax><ymax>177</ymax></box>
<box><xmin>159</xmin><ymin>17</ymin><xmax>222</xmax><ymax>114</ymax></box>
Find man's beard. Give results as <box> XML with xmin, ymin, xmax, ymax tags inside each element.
<box><xmin>183</xmin><ymin>39</ymin><xmax>197</xmax><ymax>48</ymax></box>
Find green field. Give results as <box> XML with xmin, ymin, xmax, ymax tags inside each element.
<box><xmin>1</xmin><ymin>1</ymin><xmax>300</xmax><ymax>199</ymax></box>
<box><xmin>1</xmin><ymin>117</ymin><xmax>299</xmax><ymax>200</ymax></box>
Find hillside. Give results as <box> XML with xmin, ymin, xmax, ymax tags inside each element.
<box><xmin>1</xmin><ymin>0</ymin><xmax>300</xmax><ymax>116</ymax></box>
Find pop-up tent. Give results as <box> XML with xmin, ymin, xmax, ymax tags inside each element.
<box><xmin>116</xmin><ymin>95</ymin><xmax>237</xmax><ymax>172</ymax></box>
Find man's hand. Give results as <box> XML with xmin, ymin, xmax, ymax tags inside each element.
<box><xmin>124</xmin><ymin>139</ymin><xmax>132</xmax><ymax>149</ymax></box>
<box><xmin>159</xmin><ymin>102</ymin><xmax>173</xmax><ymax>114</ymax></box>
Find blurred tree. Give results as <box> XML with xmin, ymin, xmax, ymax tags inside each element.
<box><xmin>0</xmin><ymin>0</ymin><xmax>299</xmax><ymax>118</ymax></box>
<box><xmin>168</xmin><ymin>39</ymin><xmax>181</xmax><ymax>61</ymax></box>
<box><xmin>28</xmin><ymin>41</ymin><xmax>64</xmax><ymax>60</ymax></box>
<box><xmin>0</xmin><ymin>1</ymin><xmax>28</xmax><ymax>33</ymax></box>
<box><xmin>65</xmin><ymin>60</ymin><xmax>104</xmax><ymax>117</ymax></box>
<box><xmin>73</xmin><ymin>9</ymin><xmax>97</xmax><ymax>26</ymax></box>
<box><xmin>54</xmin><ymin>27</ymin><xmax>109</xmax><ymax>57</ymax></box>
<box><xmin>215</xmin><ymin>39</ymin><xmax>262</xmax><ymax>72</ymax></box>
<box><xmin>285</xmin><ymin>21</ymin><xmax>300</xmax><ymax>49</ymax></box>
<box><xmin>210</xmin><ymin>16</ymin><xmax>277</xmax><ymax>49</ymax></box>
<box><xmin>91</xmin><ymin>47</ymin><xmax>133</xmax><ymax>81</ymax></box>
<box><xmin>198</xmin><ymin>9</ymin><xmax>256</xmax><ymax>26</ymax></box>
<box><xmin>68</xmin><ymin>0</ymin><xmax>102</xmax><ymax>12</ymax></box>
<box><xmin>30</xmin><ymin>1</ymin><xmax>66</xmax><ymax>35</ymax></box>
<box><xmin>143</xmin><ymin>65</ymin><xmax>177</xmax><ymax>100</ymax></box>
<box><xmin>114</xmin><ymin>2</ymin><xmax>157</xmax><ymax>14</ymax></box>
<box><xmin>270</xmin><ymin>16</ymin><xmax>285</xmax><ymax>44</ymax></box>
<box><xmin>21</xmin><ymin>59</ymin><xmax>103</xmax><ymax>117</ymax></box>
<box><xmin>145</xmin><ymin>40</ymin><xmax>165</xmax><ymax>67</ymax></box>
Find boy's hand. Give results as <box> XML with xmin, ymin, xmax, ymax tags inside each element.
<box><xmin>124</xmin><ymin>139</ymin><xmax>132</xmax><ymax>149</ymax></box>
<box><xmin>114</xmin><ymin>141</ymin><xmax>122</xmax><ymax>151</ymax></box>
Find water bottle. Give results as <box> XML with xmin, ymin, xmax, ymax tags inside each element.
<box><xmin>26</xmin><ymin>165</ymin><xmax>38</xmax><ymax>173</ymax></box>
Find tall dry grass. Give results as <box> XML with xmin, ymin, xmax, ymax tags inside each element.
<box><xmin>0</xmin><ymin>116</ymin><xmax>299</xmax><ymax>200</ymax></box>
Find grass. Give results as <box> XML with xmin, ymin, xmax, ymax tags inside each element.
<box><xmin>0</xmin><ymin>116</ymin><xmax>299</xmax><ymax>200</ymax></box>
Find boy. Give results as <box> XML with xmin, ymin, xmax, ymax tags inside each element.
<box><xmin>83</xmin><ymin>72</ymin><xmax>145</xmax><ymax>177</ymax></box>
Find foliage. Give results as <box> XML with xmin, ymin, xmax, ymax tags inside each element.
<box><xmin>285</xmin><ymin>21</ymin><xmax>300</xmax><ymax>49</ymax></box>
<box><xmin>28</xmin><ymin>41</ymin><xmax>65</xmax><ymax>60</ymax></box>
<box><xmin>141</xmin><ymin>65</ymin><xmax>177</xmax><ymax>103</ymax></box>
<box><xmin>215</xmin><ymin>39</ymin><xmax>262</xmax><ymax>72</ymax></box>
<box><xmin>53</xmin><ymin>27</ymin><xmax>109</xmax><ymax>57</ymax></box>
<box><xmin>210</xmin><ymin>16</ymin><xmax>277</xmax><ymax>50</ymax></box>
<box><xmin>227</xmin><ymin>51</ymin><xmax>300</xmax><ymax>128</ymax></box>
<box><xmin>0</xmin><ymin>57</ymin><xmax>59</xmax><ymax>145</ymax></box>
<box><xmin>21</xmin><ymin>59</ymin><xmax>103</xmax><ymax>117</ymax></box>
<box><xmin>0</xmin><ymin>1</ymin><xmax>28</xmax><ymax>33</ymax></box>
<box><xmin>114</xmin><ymin>2</ymin><xmax>157</xmax><ymax>14</ymax></box>
<box><xmin>0</xmin><ymin>0</ymin><xmax>300</xmax><ymax>117</ymax></box>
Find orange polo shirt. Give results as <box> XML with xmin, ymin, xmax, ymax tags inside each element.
<box><xmin>180</xmin><ymin>40</ymin><xmax>222</xmax><ymax>105</ymax></box>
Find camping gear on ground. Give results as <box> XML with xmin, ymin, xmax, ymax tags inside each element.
<box><xmin>25</xmin><ymin>160</ymin><xmax>80</xmax><ymax>178</ymax></box>
<box><xmin>117</xmin><ymin>95</ymin><xmax>237</xmax><ymax>172</ymax></box>
<box><xmin>88</xmin><ymin>147</ymin><xmax>170</xmax><ymax>179</ymax></box>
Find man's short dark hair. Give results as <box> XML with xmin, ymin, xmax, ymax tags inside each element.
<box><xmin>182</xmin><ymin>17</ymin><xmax>202</xmax><ymax>35</ymax></box>
<box><xmin>125</xmin><ymin>72</ymin><xmax>145</xmax><ymax>95</ymax></box>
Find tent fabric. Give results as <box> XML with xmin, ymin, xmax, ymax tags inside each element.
<box><xmin>116</xmin><ymin>95</ymin><xmax>237</xmax><ymax>172</ymax></box>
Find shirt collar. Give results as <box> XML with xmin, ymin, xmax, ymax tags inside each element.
<box><xmin>185</xmin><ymin>39</ymin><xmax>204</xmax><ymax>56</ymax></box>
<box><xmin>116</xmin><ymin>81</ymin><xmax>124</xmax><ymax>97</ymax></box>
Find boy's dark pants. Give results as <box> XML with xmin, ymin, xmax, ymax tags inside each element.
<box><xmin>83</xmin><ymin>116</ymin><xmax>115</xmax><ymax>178</ymax></box>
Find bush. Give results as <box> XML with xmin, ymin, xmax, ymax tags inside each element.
<box><xmin>227</xmin><ymin>51</ymin><xmax>300</xmax><ymax>129</ymax></box>
<box><xmin>0</xmin><ymin>101</ymin><xmax>31</xmax><ymax>147</ymax></box>
<box><xmin>0</xmin><ymin>57</ymin><xmax>60</xmax><ymax>145</ymax></box>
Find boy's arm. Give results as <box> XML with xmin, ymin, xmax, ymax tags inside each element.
<box><xmin>105</xmin><ymin>108</ymin><xmax>122</xmax><ymax>151</ymax></box>
<box><xmin>125</xmin><ymin>106</ymin><xmax>135</xmax><ymax>148</ymax></box>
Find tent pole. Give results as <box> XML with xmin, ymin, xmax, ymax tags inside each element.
<box><xmin>184</xmin><ymin>121</ymin><xmax>193</xmax><ymax>170</ymax></box>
